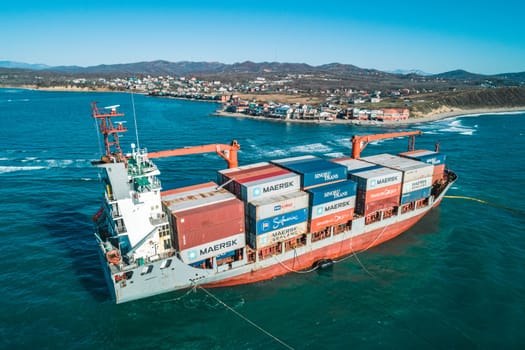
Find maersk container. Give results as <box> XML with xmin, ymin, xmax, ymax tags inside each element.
<box><xmin>178</xmin><ymin>232</ymin><xmax>245</xmax><ymax>264</ymax></box>
<box><xmin>400</xmin><ymin>187</ymin><xmax>431</xmax><ymax>204</ymax></box>
<box><xmin>310</xmin><ymin>195</ymin><xmax>356</xmax><ymax>220</ymax></box>
<box><xmin>218</xmin><ymin>163</ymin><xmax>285</xmax><ymax>196</ymax></box>
<box><xmin>230</xmin><ymin>167</ymin><xmax>289</xmax><ymax>198</ymax></box>
<box><xmin>248</xmin><ymin>191</ymin><xmax>309</xmax><ymax>221</ymax></box>
<box><xmin>274</xmin><ymin>158</ymin><xmax>348</xmax><ymax>188</ymax></box>
<box><xmin>309</xmin><ymin>209</ymin><xmax>353</xmax><ymax>232</ymax></box>
<box><xmin>171</xmin><ymin>198</ymin><xmax>245</xmax><ymax>250</ymax></box>
<box><xmin>349</xmin><ymin>167</ymin><xmax>403</xmax><ymax>191</ymax></box>
<box><xmin>307</xmin><ymin>179</ymin><xmax>357</xmax><ymax>206</ymax></box>
<box><xmin>249</xmin><ymin>207</ymin><xmax>308</xmax><ymax>235</ymax></box>
<box><xmin>362</xmin><ymin>153</ymin><xmax>434</xmax><ymax>182</ymax></box>
<box><xmin>402</xmin><ymin>176</ymin><xmax>432</xmax><ymax>194</ymax></box>
<box><xmin>250</xmin><ymin>222</ymin><xmax>308</xmax><ymax>248</ymax></box>
<box><xmin>241</xmin><ymin>172</ymin><xmax>301</xmax><ymax>202</ymax></box>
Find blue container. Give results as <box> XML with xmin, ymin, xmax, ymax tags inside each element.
<box><xmin>400</xmin><ymin>187</ymin><xmax>431</xmax><ymax>204</ymax></box>
<box><xmin>276</xmin><ymin>159</ymin><xmax>348</xmax><ymax>188</ymax></box>
<box><xmin>250</xmin><ymin>207</ymin><xmax>308</xmax><ymax>235</ymax></box>
<box><xmin>307</xmin><ymin>180</ymin><xmax>357</xmax><ymax>206</ymax></box>
<box><xmin>402</xmin><ymin>152</ymin><xmax>446</xmax><ymax>166</ymax></box>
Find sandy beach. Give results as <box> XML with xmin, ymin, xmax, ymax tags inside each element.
<box><xmin>213</xmin><ymin>106</ymin><xmax>525</xmax><ymax>126</ymax></box>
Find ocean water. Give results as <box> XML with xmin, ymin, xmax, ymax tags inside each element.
<box><xmin>1</xmin><ymin>88</ymin><xmax>524</xmax><ymax>349</ymax></box>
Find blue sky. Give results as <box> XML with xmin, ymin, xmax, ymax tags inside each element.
<box><xmin>2</xmin><ymin>0</ymin><xmax>524</xmax><ymax>74</ymax></box>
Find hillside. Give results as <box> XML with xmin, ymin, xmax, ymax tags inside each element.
<box><xmin>410</xmin><ymin>87</ymin><xmax>525</xmax><ymax>116</ymax></box>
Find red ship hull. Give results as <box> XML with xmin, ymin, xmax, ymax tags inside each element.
<box><xmin>205</xmin><ymin>210</ymin><xmax>427</xmax><ymax>288</ymax></box>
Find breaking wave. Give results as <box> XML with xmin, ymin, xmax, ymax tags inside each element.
<box><xmin>0</xmin><ymin>166</ymin><xmax>48</xmax><ymax>174</ymax></box>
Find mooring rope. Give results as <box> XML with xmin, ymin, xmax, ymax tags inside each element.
<box><xmin>272</xmin><ymin>250</ymin><xmax>320</xmax><ymax>274</ymax></box>
<box><xmin>444</xmin><ymin>195</ymin><xmax>524</xmax><ymax>215</ymax></box>
<box><xmin>154</xmin><ymin>285</ymin><xmax>198</xmax><ymax>303</ymax></box>
<box><xmin>198</xmin><ymin>286</ymin><xmax>295</xmax><ymax>350</ymax></box>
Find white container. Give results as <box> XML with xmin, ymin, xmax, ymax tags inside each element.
<box><xmin>248</xmin><ymin>191</ymin><xmax>309</xmax><ymax>220</ymax></box>
<box><xmin>179</xmin><ymin>233</ymin><xmax>245</xmax><ymax>264</ymax></box>
<box><xmin>241</xmin><ymin>172</ymin><xmax>301</xmax><ymax>202</ymax></box>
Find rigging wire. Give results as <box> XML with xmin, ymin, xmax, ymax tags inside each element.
<box><xmin>93</xmin><ymin>117</ymin><xmax>103</xmax><ymax>157</ymax></box>
<box><xmin>130</xmin><ymin>91</ymin><xmax>141</xmax><ymax>150</ymax></box>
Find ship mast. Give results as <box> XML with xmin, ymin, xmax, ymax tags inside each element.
<box><xmin>91</xmin><ymin>102</ymin><xmax>128</xmax><ymax>163</ymax></box>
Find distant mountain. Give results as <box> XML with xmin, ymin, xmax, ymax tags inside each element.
<box><xmin>431</xmin><ymin>69</ymin><xmax>486</xmax><ymax>80</ymax></box>
<box><xmin>388</xmin><ymin>69</ymin><xmax>433</xmax><ymax>76</ymax></box>
<box><xmin>431</xmin><ymin>69</ymin><xmax>525</xmax><ymax>84</ymax></box>
<box><xmin>2</xmin><ymin>60</ymin><xmax>524</xmax><ymax>86</ymax></box>
<box><xmin>0</xmin><ymin>60</ymin><xmax>50</xmax><ymax>70</ymax></box>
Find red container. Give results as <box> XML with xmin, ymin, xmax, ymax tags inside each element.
<box><xmin>161</xmin><ymin>181</ymin><xmax>216</xmax><ymax>198</ymax></box>
<box><xmin>309</xmin><ymin>209</ymin><xmax>354</xmax><ymax>232</ymax></box>
<box><xmin>358</xmin><ymin>182</ymin><xmax>401</xmax><ymax>202</ymax></box>
<box><xmin>432</xmin><ymin>164</ymin><xmax>445</xmax><ymax>183</ymax></box>
<box><xmin>356</xmin><ymin>191</ymin><xmax>400</xmax><ymax>216</ymax></box>
<box><xmin>222</xmin><ymin>164</ymin><xmax>287</xmax><ymax>197</ymax></box>
<box><xmin>172</xmin><ymin>198</ymin><xmax>245</xmax><ymax>250</ymax></box>
<box><xmin>231</xmin><ymin>167</ymin><xmax>289</xmax><ymax>196</ymax></box>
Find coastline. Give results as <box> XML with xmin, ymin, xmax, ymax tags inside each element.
<box><xmin>212</xmin><ymin>106</ymin><xmax>525</xmax><ymax>126</ymax></box>
<box><xmin>3</xmin><ymin>85</ymin><xmax>524</xmax><ymax>125</ymax></box>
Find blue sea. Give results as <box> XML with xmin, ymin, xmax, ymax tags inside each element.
<box><xmin>1</xmin><ymin>88</ymin><xmax>524</xmax><ymax>349</ymax></box>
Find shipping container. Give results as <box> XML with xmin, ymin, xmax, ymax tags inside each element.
<box><xmin>161</xmin><ymin>181</ymin><xmax>217</xmax><ymax>198</ymax></box>
<box><xmin>356</xmin><ymin>191</ymin><xmax>400</xmax><ymax>216</ymax></box>
<box><xmin>357</xmin><ymin>182</ymin><xmax>401</xmax><ymax>202</ymax></box>
<box><xmin>273</xmin><ymin>157</ymin><xmax>348</xmax><ymax>188</ymax></box>
<box><xmin>162</xmin><ymin>182</ymin><xmax>237</xmax><ymax>213</ymax></box>
<box><xmin>399</xmin><ymin>150</ymin><xmax>446</xmax><ymax>166</ymax></box>
<box><xmin>432</xmin><ymin>164</ymin><xmax>445</xmax><ymax>183</ymax></box>
<box><xmin>249</xmin><ymin>208</ymin><xmax>308</xmax><ymax>235</ymax></box>
<box><xmin>248</xmin><ymin>191</ymin><xmax>309</xmax><ymax>220</ymax></box>
<box><xmin>271</xmin><ymin>155</ymin><xmax>318</xmax><ymax>166</ymax></box>
<box><xmin>331</xmin><ymin>157</ymin><xmax>380</xmax><ymax>174</ymax></box>
<box><xmin>400</xmin><ymin>187</ymin><xmax>431</xmax><ymax>204</ymax></box>
<box><xmin>218</xmin><ymin>163</ymin><xmax>284</xmax><ymax>195</ymax></box>
<box><xmin>310</xmin><ymin>196</ymin><xmax>356</xmax><ymax>219</ymax></box>
<box><xmin>240</xmin><ymin>172</ymin><xmax>301</xmax><ymax>202</ymax></box>
<box><xmin>229</xmin><ymin>167</ymin><xmax>289</xmax><ymax>197</ymax></box>
<box><xmin>171</xmin><ymin>198</ymin><xmax>245</xmax><ymax>250</ymax></box>
<box><xmin>249</xmin><ymin>222</ymin><xmax>308</xmax><ymax>248</ymax></box>
<box><xmin>309</xmin><ymin>210</ymin><xmax>353</xmax><ymax>232</ymax></box>
<box><xmin>402</xmin><ymin>176</ymin><xmax>432</xmax><ymax>193</ymax></box>
<box><xmin>362</xmin><ymin>153</ymin><xmax>434</xmax><ymax>182</ymax></box>
<box><xmin>306</xmin><ymin>179</ymin><xmax>357</xmax><ymax>206</ymax></box>
<box><xmin>179</xmin><ymin>233</ymin><xmax>245</xmax><ymax>264</ymax></box>
<box><xmin>218</xmin><ymin>162</ymin><xmax>270</xmax><ymax>180</ymax></box>
<box><xmin>349</xmin><ymin>166</ymin><xmax>403</xmax><ymax>192</ymax></box>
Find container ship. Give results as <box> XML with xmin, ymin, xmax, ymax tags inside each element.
<box><xmin>90</xmin><ymin>103</ymin><xmax>457</xmax><ymax>304</ymax></box>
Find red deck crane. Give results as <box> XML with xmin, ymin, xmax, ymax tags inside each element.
<box><xmin>148</xmin><ymin>140</ymin><xmax>241</xmax><ymax>168</ymax></box>
<box><xmin>351</xmin><ymin>130</ymin><xmax>422</xmax><ymax>159</ymax></box>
